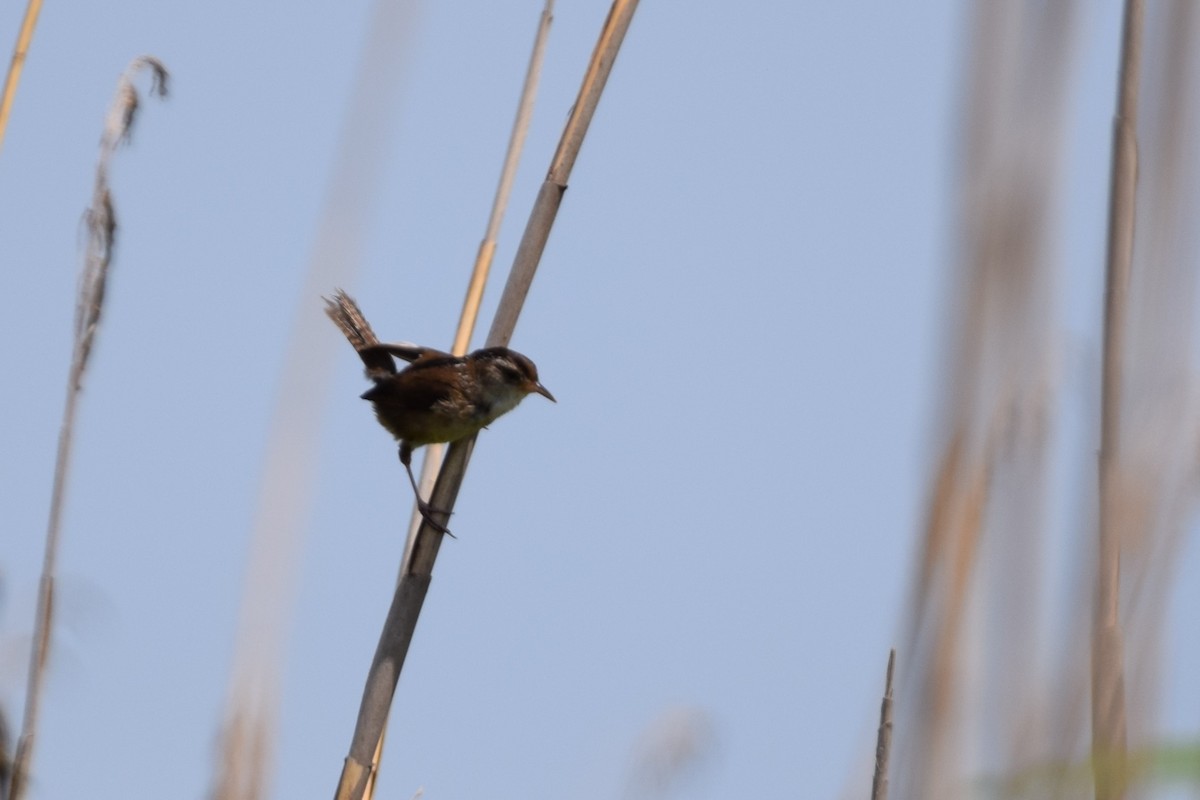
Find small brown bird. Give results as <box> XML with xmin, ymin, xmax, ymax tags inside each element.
<box><xmin>355</xmin><ymin>342</ymin><xmax>555</xmax><ymax>535</ymax></box>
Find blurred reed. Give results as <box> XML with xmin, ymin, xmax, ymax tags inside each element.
<box><xmin>208</xmin><ymin>1</ymin><xmax>418</xmax><ymax>798</ymax></box>
<box><xmin>622</xmin><ymin>707</ymin><xmax>715</xmax><ymax>800</ymax></box>
<box><xmin>889</xmin><ymin>2</ymin><xmax>1200</xmax><ymax>798</ymax></box>
<box><xmin>895</xmin><ymin>3</ymin><xmax>1077</xmax><ymax>794</ymax></box>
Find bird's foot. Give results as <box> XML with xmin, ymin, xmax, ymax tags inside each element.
<box><xmin>417</xmin><ymin>500</ymin><xmax>455</xmax><ymax>538</ymax></box>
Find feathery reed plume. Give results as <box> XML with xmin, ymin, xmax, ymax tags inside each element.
<box><xmin>8</xmin><ymin>55</ymin><xmax>167</xmax><ymax>800</ymax></box>
<box><xmin>333</xmin><ymin>3</ymin><xmax>640</xmax><ymax>798</ymax></box>
<box><xmin>871</xmin><ymin>649</ymin><xmax>895</xmax><ymax>800</ymax></box>
<box><xmin>0</xmin><ymin>0</ymin><xmax>44</xmax><ymax>158</ymax></box>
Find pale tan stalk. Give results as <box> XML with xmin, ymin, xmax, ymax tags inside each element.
<box><xmin>363</xmin><ymin>7</ymin><xmax>555</xmax><ymax>798</ymax></box>
<box><xmin>8</xmin><ymin>57</ymin><xmax>167</xmax><ymax>800</ymax></box>
<box><xmin>454</xmin><ymin>0</ymin><xmax>555</xmax><ymax>354</ymax></box>
<box><xmin>0</xmin><ymin>0</ymin><xmax>43</xmax><ymax>157</ymax></box>
<box><xmin>403</xmin><ymin>0</ymin><xmax>556</xmax><ymax>570</ymax></box>
<box><xmin>334</xmin><ymin>3</ymin><xmax>640</xmax><ymax>798</ymax></box>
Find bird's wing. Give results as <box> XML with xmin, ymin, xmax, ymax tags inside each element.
<box><xmin>354</xmin><ymin>347</ymin><xmax>399</xmax><ymax>379</ymax></box>
<box><xmin>361</xmin><ymin>356</ymin><xmax>462</xmax><ymax>414</ymax></box>
<box><xmin>371</xmin><ymin>343</ymin><xmax>454</xmax><ymax>364</ymax></box>
<box><xmin>355</xmin><ymin>343</ymin><xmax>454</xmax><ymax>384</ymax></box>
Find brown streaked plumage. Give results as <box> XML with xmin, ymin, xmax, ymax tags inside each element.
<box><xmin>361</xmin><ymin>346</ymin><xmax>554</xmax><ymax>448</ymax></box>
<box><xmin>357</xmin><ymin>344</ymin><xmax>553</xmax><ymax>536</ymax></box>
<box><xmin>326</xmin><ymin>290</ymin><xmax>553</xmax><ymax>535</ymax></box>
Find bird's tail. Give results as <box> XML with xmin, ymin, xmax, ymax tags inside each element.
<box><xmin>324</xmin><ymin>289</ymin><xmax>396</xmax><ymax>379</ymax></box>
<box><xmin>324</xmin><ymin>289</ymin><xmax>379</xmax><ymax>350</ymax></box>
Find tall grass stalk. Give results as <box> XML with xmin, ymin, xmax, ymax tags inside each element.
<box><xmin>7</xmin><ymin>56</ymin><xmax>167</xmax><ymax>800</ymax></box>
<box><xmin>0</xmin><ymin>0</ymin><xmax>43</xmax><ymax>158</ymax></box>
<box><xmin>871</xmin><ymin>649</ymin><xmax>896</xmax><ymax>800</ymax></box>
<box><xmin>1093</xmin><ymin>2</ymin><xmax>1143</xmax><ymax>797</ymax></box>
<box><xmin>333</xmin><ymin>3</ymin><xmax>639</xmax><ymax>798</ymax></box>
<box><xmin>1116</xmin><ymin>0</ymin><xmax>1200</xmax><ymax>750</ymax></box>
<box><xmin>363</xmin><ymin>6</ymin><xmax>555</xmax><ymax>798</ymax></box>
<box><xmin>402</xmin><ymin>0</ymin><xmax>556</xmax><ymax>573</ymax></box>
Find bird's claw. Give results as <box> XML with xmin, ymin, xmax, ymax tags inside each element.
<box><xmin>417</xmin><ymin>500</ymin><xmax>455</xmax><ymax>538</ymax></box>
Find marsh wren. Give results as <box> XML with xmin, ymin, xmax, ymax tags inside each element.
<box><xmin>353</xmin><ymin>341</ymin><xmax>554</xmax><ymax>535</ymax></box>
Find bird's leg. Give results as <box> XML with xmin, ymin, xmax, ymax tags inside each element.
<box><xmin>400</xmin><ymin>443</ymin><xmax>455</xmax><ymax>537</ymax></box>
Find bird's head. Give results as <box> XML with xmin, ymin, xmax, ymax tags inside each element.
<box><xmin>471</xmin><ymin>347</ymin><xmax>555</xmax><ymax>411</ymax></box>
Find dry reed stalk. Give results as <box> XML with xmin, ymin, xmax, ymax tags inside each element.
<box><xmin>895</xmin><ymin>4</ymin><xmax>1077</xmax><ymax>797</ymax></box>
<box><xmin>333</xmin><ymin>3</ymin><xmax>639</xmax><ymax>798</ymax></box>
<box><xmin>0</xmin><ymin>709</ymin><xmax>10</xmax><ymax>800</ymax></box>
<box><xmin>361</xmin><ymin>7</ymin><xmax>556</xmax><ymax>798</ymax></box>
<box><xmin>453</xmin><ymin>0</ymin><xmax>555</xmax><ymax>354</ymax></box>
<box><xmin>870</xmin><ymin>650</ymin><xmax>895</xmax><ymax>800</ymax></box>
<box><xmin>320</xmin><ymin>290</ymin><xmax>388</xmax><ymax>800</ymax></box>
<box><xmin>1093</xmin><ymin>2</ymin><xmax>1144</xmax><ymax>797</ymax></box>
<box><xmin>0</xmin><ymin>0</ymin><xmax>43</xmax><ymax>157</ymax></box>
<box><xmin>7</xmin><ymin>56</ymin><xmax>167</xmax><ymax>800</ymax></box>
<box><xmin>992</xmin><ymin>3</ymin><xmax>1197</xmax><ymax>795</ymax></box>
<box><xmin>401</xmin><ymin>0</ymin><xmax>556</xmax><ymax>573</ymax></box>
<box><xmin>1027</xmin><ymin>8</ymin><xmax>1200</xmax><ymax>787</ymax></box>
<box><xmin>1107</xmin><ymin>1</ymin><xmax>1200</xmax><ymax>754</ymax></box>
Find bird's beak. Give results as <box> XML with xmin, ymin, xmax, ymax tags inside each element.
<box><xmin>532</xmin><ymin>381</ymin><xmax>556</xmax><ymax>402</ymax></box>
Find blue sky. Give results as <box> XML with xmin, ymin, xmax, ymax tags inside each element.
<box><xmin>4</xmin><ymin>1</ymin><xmax>1198</xmax><ymax>798</ymax></box>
